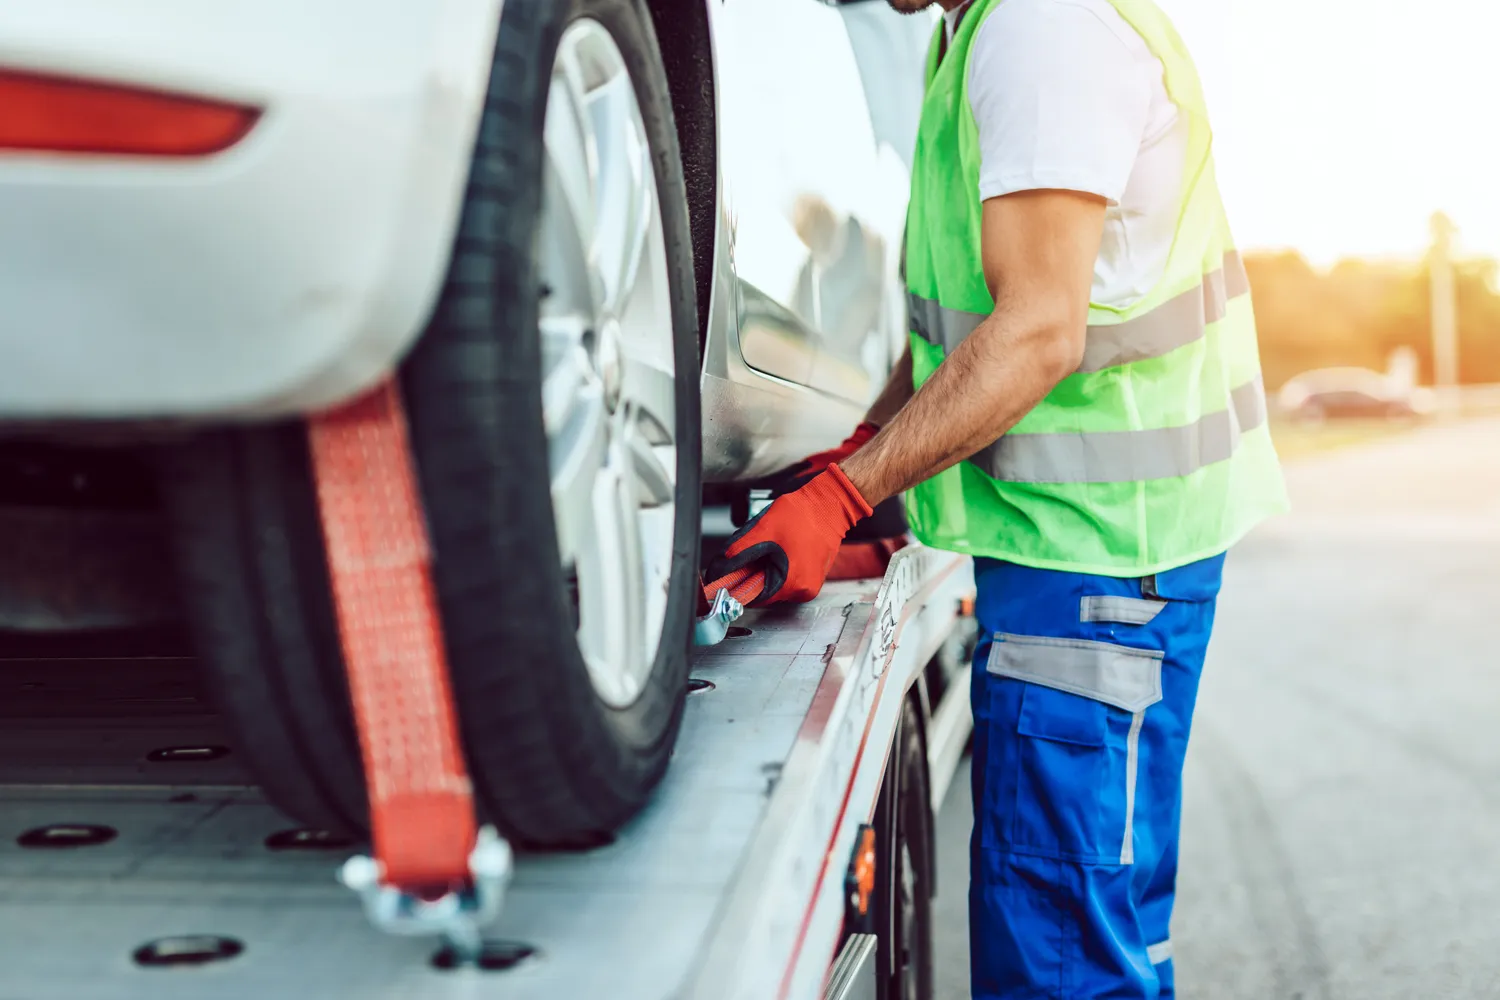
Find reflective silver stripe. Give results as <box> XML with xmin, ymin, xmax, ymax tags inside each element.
<box><xmin>908</xmin><ymin>291</ymin><xmax>983</xmax><ymax>355</ymax></box>
<box><xmin>1147</xmin><ymin>940</ymin><xmax>1174</xmax><ymax>965</ymax></box>
<box><xmin>971</xmin><ymin>376</ymin><xmax>1268</xmax><ymax>484</ymax></box>
<box><xmin>1120</xmin><ymin>709</ymin><xmax>1145</xmax><ymax>864</ymax></box>
<box><xmin>908</xmin><ymin>251</ymin><xmax>1249</xmax><ymax>370</ymax></box>
<box><xmin>1078</xmin><ymin>252</ymin><xmax>1249</xmax><ymax>372</ymax></box>
<box><xmin>986</xmin><ymin>633</ymin><xmax>1163</xmax><ymax>713</ymax></box>
<box><xmin>1080</xmin><ymin>595</ymin><xmax>1167</xmax><ymax>625</ymax></box>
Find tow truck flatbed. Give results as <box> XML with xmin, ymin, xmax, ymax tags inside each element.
<box><xmin>0</xmin><ymin>545</ymin><xmax>975</xmax><ymax>1000</ymax></box>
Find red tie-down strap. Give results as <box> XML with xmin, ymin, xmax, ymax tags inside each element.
<box><xmin>827</xmin><ymin>537</ymin><xmax>908</xmax><ymax>582</ymax></box>
<box><xmin>306</xmin><ymin>379</ymin><xmax>477</xmax><ymax>893</ymax></box>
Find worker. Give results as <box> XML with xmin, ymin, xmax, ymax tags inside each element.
<box><xmin>704</xmin><ymin>0</ymin><xmax>1288</xmax><ymax>996</ymax></box>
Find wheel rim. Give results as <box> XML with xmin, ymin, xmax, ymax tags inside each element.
<box><xmin>538</xmin><ymin>19</ymin><xmax>678</xmax><ymax>710</ymax></box>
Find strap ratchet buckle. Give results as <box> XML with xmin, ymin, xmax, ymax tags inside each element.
<box><xmin>338</xmin><ymin>825</ymin><xmax>513</xmax><ymax>962</ymax></box>
<box><xmin>693</xmin><ymin>587</ymin><xmax>745</xmax><ymax>646</ymax></box>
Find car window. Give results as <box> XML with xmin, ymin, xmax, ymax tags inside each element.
<box><xmin>715</xmin><ymin>0</ymin><xmax>902</xmax><ymax>403</ymax></box>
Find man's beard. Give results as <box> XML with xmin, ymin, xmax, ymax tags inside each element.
<box><xmin>886</xmin><ymin>0</ymin><xmax>935</xmax><ymax>12</ymax></box>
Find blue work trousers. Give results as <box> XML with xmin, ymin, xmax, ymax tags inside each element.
<box><xmin>969</xmin><ymin>553</ymin><xmax>1225</xmax><ymax>999</ymax></box>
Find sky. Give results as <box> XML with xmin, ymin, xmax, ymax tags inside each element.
<box><xmin>1158</xmin><ymin>0</ymin><xmax>1500</xmax><ymax>263</ymax></box>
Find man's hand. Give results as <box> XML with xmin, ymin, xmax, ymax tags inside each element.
<box><xmin>704</xmin><ymin>465</ymin><xmax>873</xmax><ymax>607</ymax></box>
<box><xmin>840</xmin><ymin>188</ymin><xmax>1107</xmax><ymax>506</ymax></box>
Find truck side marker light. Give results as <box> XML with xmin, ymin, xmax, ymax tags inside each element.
<box><xmin>845</xmin><ymin>824</ymin><xmax>878</xmax><ymax>922</ymax></box>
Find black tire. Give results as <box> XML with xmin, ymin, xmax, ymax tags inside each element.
<box><xmin>402</xmin><ymin>0</ymin><xmax>702</xmax><ymax>845</ymax></box>
<box><xmin>159</xmin><ymin>428</ymin><xmax>367</xmax><ymax>835</ymax></box>
<box><xmin>161</xmin><ymin>0</ymin><xmax>701</xmax><ymax>847</ymax></box>
<box><xmin>877</xmin><ymin>699</ymin><xmax>935</xmax><ymax>1000</ymax></box>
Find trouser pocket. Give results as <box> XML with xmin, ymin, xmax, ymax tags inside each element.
<box><xmin>982</xmin><ymin>633</ymin><xmax>1164</xmax><ymax>864</ymax></box>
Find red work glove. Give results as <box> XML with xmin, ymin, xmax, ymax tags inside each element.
<box><xmin>705</xmin><ymin>464</ymin><xmax>874</xmax><ymax>607</ymax></box>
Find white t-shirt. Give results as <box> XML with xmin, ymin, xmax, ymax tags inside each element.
<box><xmin>945</xmin><ymin>0</ymin><xmax>1187</xmax><ymax>309</ymax></box>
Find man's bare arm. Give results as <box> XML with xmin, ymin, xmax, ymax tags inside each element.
<box><xmin>840</xmin><ymin>189</ymin><xmax>1106</xmax><ymax>507</ymax></box>
<box><xmin>863</xmin><ymin>344</ymin><xmax>914</xmax><ymax>428</ymax></box>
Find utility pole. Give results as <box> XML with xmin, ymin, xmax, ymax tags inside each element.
<box><xmin>1429</xmin><ymin>211</ymin><xmax>1459</xmax><ymax>410</ymax></box>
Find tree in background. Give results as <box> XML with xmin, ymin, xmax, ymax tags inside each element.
<box><xmin>1247</xmin><ymin>251</ymin><xmax>1500</xmax><ymax>389</ymax></box>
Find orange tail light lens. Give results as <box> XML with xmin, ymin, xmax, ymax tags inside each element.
<box><xmin>0</xmin><ymin>68</ymin><xmax>260</xmax><ymax>156</ymax></box>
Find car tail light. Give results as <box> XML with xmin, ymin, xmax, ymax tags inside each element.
<box><xmin>0</xmin><ymin>68</ymin><xmax>260</xmax><ymax>156</ymax></box>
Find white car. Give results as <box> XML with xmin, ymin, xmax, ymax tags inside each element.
<box><xmin>0</xmin><ymin>0</ymin><xmax>932</xmax><ymax>844</ymax></box>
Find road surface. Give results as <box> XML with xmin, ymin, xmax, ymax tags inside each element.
<box><xmin>933</xmin><ymin>416</ymin><xmax>1500</xmax><ymax>999</ymax></box>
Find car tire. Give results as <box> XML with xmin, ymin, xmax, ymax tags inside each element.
<box><xmin>405</xmin><ymin>0</ymin><xmax>702</xmax><ymax>846</ymax></box>
<box><xmin>876</xmin><ymin>699</ymin><xmax>935</xmax><ymax>1000</ymax></box>
<box><xmin>160</xmin><ymin>0</ymin><xmax>701</xmax><ymax>847</ymax></box>
<box><xmin>159</xmin><ymin>427</ymin><xmax>369</xmax><ymax>834</ymax></box>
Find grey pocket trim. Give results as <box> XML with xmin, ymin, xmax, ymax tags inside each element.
<box><xmin>987</xmin><ymin>633</ymin><xmax>1164</xmax><ymax>713</ymax></box>
<box><xmin>1080</xmin><ymin>595</ymin><xmax>1167</xmax><ymax>625</ymax></box>
<box><xmin>1120</xmin><ymin>709</ymin><xmax>1145</xmax><ymax>864</ymax></box>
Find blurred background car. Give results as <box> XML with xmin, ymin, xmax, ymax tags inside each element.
<box><xmin>1277</xmin><ymin>366</ymin><xmax>1437</xmax><ymax>422</ymax></box>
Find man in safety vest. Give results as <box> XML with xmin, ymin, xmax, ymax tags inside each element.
<box><xmin>705</xmin><ymin>0</ymin><xmax>1288</xmax><ymax>996</ymax></box>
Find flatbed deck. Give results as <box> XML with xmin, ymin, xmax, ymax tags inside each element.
<box><xmin>0</xmin><ymin>546</ymin><xmax>974</xmax><ymax>1000</ymax></box>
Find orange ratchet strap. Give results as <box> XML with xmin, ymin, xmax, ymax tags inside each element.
<box><xmin>307</xmin><ymin>379</ymin><xmax>477</xmax><ymax>892</ymax></box>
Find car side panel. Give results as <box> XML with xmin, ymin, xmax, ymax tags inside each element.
<box><xmin>699</xmin><ymin>0</ymin><xmax>925</xmax><ymax>482</ymax></box>
<box><xmin>0</xmin><ymin>0</ymin><xmax>503</xmax><ymax>420</ymax></box>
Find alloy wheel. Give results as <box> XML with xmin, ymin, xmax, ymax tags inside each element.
<box><xmin>537</xmin><ymin>18</ymin><xmax>679</xmax><ymax>709</ymax></box>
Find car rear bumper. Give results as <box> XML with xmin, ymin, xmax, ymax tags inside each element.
<box><xmin>0</xmin><ymin>0</ymin><xmax>502</xmax><ymax>422</ymax></box>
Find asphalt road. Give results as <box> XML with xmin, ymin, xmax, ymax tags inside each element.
<box><xmin>932</xmin><ymin>416</ymin><xmax>1500</xmax><ymax>999</ymax></box>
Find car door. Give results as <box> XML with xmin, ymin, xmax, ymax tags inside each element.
<box><xmin>713</xmin><ymin>0</ymin><xmax>912</xmax><ymax>406</ymax></box>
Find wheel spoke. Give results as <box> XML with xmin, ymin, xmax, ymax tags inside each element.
<box><xmin>539</xmin><ymin>163</ymin><xmax>597</xmax><ymax>320</ymax></box>
<box><xmin>622</xmin><ymin>408</ymin><xmax>675</xmax><ymax>509</ymax></box>
<box><xmin>619</xmin><ymin>353</ymin><xmax>677</xmax><ymax>447</ymax></box>
<box><xmin>540</xmin><ymin>311</ymin><xmax>595</xmax><ymax>435</ymax></box>
<box><xmin>587</xmin><ymin>69</ymin><xmax>655</xmax><ymax>321</ymax></box>
<box><xmin>547</xmin><ymin>373</ymin><xmax>608</xmax><ymax>566</ymax></box>
<box><xmin>576</xmin><ymin>442</ymin><xmax>648</xmax><ymax>705</ymax></box>
<box><xmin>542</xmin><ymin>69</ymin><xmax>598</xmax><ymax>311</ymax></box>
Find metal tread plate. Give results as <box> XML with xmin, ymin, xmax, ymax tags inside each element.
<box><xmin>0</xmin><ymin>547</ymin><xmax>973</xmax><ymax>1000</ymax></box>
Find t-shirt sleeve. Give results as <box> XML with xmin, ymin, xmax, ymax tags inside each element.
<box><xmin>967</xmin><ymin>0</ymin><xmax>1152</xmax><ymax>204</ymax></box>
